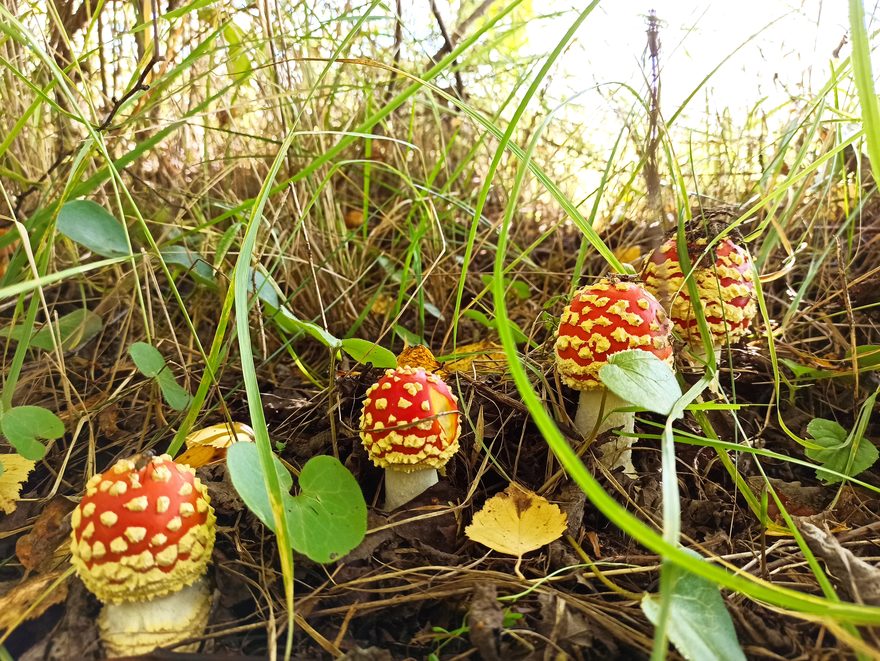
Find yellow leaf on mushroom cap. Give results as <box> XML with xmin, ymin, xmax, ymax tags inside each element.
<box><xmin>465</xmin><ymin>484</ymin><xmax>567</xmax><ymax>559</ymax></box>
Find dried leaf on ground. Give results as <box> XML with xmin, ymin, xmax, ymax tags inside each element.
<box><xmin>465</xmin><ymin>484</ymin><xmax>567</xmax><ymax>558</ymax></box>
<box><xmin>0</xmin><ymin>454</ymin><xmax>36</xmax><ymax>514</ymax></box>
<box><xmin>16</xmin><ymin>497</ymin><xmax>76</xmax><ymax>573</ymax></box>
<box><xmin>396</xmin><ymin>344</ymin><xmax>440</xmax><ymax>371</ymax></box>
<box><xmin>614</xmin><ymin>245</ymin><xmax>642</xmax><ymax>266</ymax></box>
<box><xmin>177</xmin><ymin>421</ymin><xmax>255</xmax><ymax>468</ymax></box>
<box><xmin>797</xmin><ymin>520</ymin><xmax>880</xmax><ymax>606</ymax></box>
<box><xmin>443</xmin><ymin>341</ymin><xmax>509</xmax><ymax>375</ymax></box>
<box><xmin>0</xmin><ymin>570</ymin><xmax>69</xmax><ymax>631</ymax></box>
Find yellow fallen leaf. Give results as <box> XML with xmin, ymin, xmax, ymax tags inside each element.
<box><xmin>185</xmin><ymin>421</ymin><xmax>255</xmax><ymax>448</ymax></box>
<box><xmin>443</xmin><ymin>341</ymin><xmax>508</xmax><ymax>375</ymax></box>
<box><xmin>177</xmin><ymin>422</ymin><xmax>254</xmax><ymax>468</ymax></box>
<box><xmin>465</xmin><ymin>484</ymin><xmax>567</xmax><ymax>562</ymax></box>
<box><xmin>614</xmin><ymin>245</ymin><xmax>642</xmax><ymax>266</ymax></box>
<box><xmin>370</xmin><ymin>294</ymin><xmax>394</xmax><ymax>316</ymax></box>
<box><xmin>397</xmin><ymin>345</ymin><xmax>441</xmax><ymax>372</ymax></box>
<box><xmin>0</xmin><ymin>454</ymin><xmax>36</xmax><ymax>515</ymax></box>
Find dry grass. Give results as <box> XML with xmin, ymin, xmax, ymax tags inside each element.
<box><xmin>0</xmin><ymin>1</ymin><xmax>879</xmax><ymax>659</ymax></box>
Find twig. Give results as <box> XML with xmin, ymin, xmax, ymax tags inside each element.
<box><xmin>383</xmin><ymin>0</ymin><xmax>403</xmax><ymax>103</ymax></box>
<box><xmin>97</xmin><ymin>0</ymin><xmax>163</xmax><ymax>131</ymax></box>
<box><xmin>428</xmin><ymin>0</ymin><xmax>464</xmax><ymax>99</ymax></box>
<box><xmin>429</xmin><ymin>0</ymin><xmax>493</xmax><ymax>62</ymax></box>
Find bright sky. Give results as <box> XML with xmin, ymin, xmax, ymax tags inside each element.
<box><xmin>539</xmin><ymin>0</ymin><xmax>854</xmax><ymax>118</ymax></box>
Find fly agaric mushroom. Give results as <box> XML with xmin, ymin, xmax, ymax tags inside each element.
<box><xmin>641</xmin><ymin>228</ymin><xmax>757</xmax><ymax>377</ymax></box>
<box><xmin>360</xmin><ymin>366</ymin><xmax>461</xmax><ymax>510</ymax></box>
<box><xmin>70</xmin><ymin>454</ymin><xmax>216</xmax><ymax>657</ymax></box>
<box><xmin>554</xmin><ymin>276</ymin><xmax>673</xmax><ymax>475</ymax></box>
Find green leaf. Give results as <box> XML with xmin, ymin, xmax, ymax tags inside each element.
<box><xmin>340</xmin><ymin>338</ymin><xmax>397</xmax><ymax>368</ymax></box>
<box><xmin>1</xmin><ymin>308</ymin><xmax>103</xmax><ymax>351</ymax></box>
<box><xmin>162</xmin><ymin>0</ymin><xmax>218</xmax><ymax>21</ymax></box>
<box><xmin>249</xmin><ymin>269</ymin><xmax>341</xmax><ymax>348</ymax></box>
<box><xmin>642</xmin><ymin>561</ymin><xmax>746</xmax><ymax>661</ymax></box>
<box><xmin>0</xmin><ymin>405</ymin><xmax>65</xmax><ymax>460</ymax></box>
<box><xmin>227</xmin><ymin>444</ymin><xmax>367</xmax><ymax>563</ymax></box>
<box><xmin>128</xmin><ymin>342</ymin><xmax>192</xmax><ymax>411</ymax></box>
<box><xmin>226</xmin><ymin>441</ymin><xmax>293</xmax><ymax>530</ymax></box>
<box><xmin>56</xmin><ymin>200</ymin><xmax>131</xmax><ymax>258</ymax></box>
<box><xmin>463</xmin><ymin>309</ymin><xmax>529</xmax><ymax>345</ymax></box>
<box><xmin>599</xmin><ymin>350</ymin><xmax>682</xmax><ymax>416</ymax></box>
<box><xmin>805</xmin><ymin>417</ymin><xmax>878</xmax><ymax>483</ymax></box>
<box><xmin>128</xmin><ymin>341</ymin><xmax>167</xmax><ymax>376</ymax></box>
<box><xmin>286</xmin><ymin>455</ymin><xmax>368</xmax><ymax>562</ymax></box>
<box><xmin>32</xmin><ymin>309</ymin><xmax>103</xmax><ymax>351</ymax></box>
<box><xmin>160</xmin><ymin>245</ymin><xmax>216</xmax><ymax>289</ymax></box>
<box><xmin>480</xmin><ymin>274</ymin><xmax>530</xmax><ymax>300</ymax></box>
<box><xmin>222</xmin><ymin>23</ymin><xmax>253</xmax><ymax>81</ymax></box>
<box><xmin>155</xmin><ymin>371</ymin><xmax>193</xmax><ymax>411</ymax></box>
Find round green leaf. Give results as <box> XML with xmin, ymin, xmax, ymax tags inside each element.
<box><xmin>128</xmin><ymin>341</ymin><xmax>167</xmax><ymax>377</ymax></box>
<box><xmin>57</xmin><ymin>200</ymin><xmax>132</xmax><ymax>258</ymax></box>
<box><xmin>1</xmin><ymin>406</ymin><xmax>65</xmax><ymax>460</ymax></box>
<box><xmin>227</xmin><ymin>442</ymin><xmax>293</xmax><ymax>532</ymax></box>
<box><xmin>286</xmin><ymin>455</ymin><xmax>367</xmax><ymax>563</ymax></box>
<box><xmin>227</xmin><ymin>445</ymin><xmax>367</xmax><ymax>563</ymax></box>
<box><xmin>599</xmin><ymin>350</ymin><xmax>682</xmax><ymax>416</ymax></box>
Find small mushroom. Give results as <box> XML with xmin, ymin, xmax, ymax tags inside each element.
<box><xmin>641</xmin><ymin>230</ymin><xmax>757</xmax><ymax>383</ymax></box>
<box><xmin>554</xmin><ymin>276</ymin><xmax>673</xmax><ymax>475</ymax></box>
<box><xmin>360</xmin><ymin>366</ymin><xmax>461</xmax><ymax>510</ymax></box>
<box><xmin>70</xmin><ymin>454</ymin><xmax>216</xmax><ymax>657</ymax></box>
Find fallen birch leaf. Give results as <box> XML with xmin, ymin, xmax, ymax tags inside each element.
<box><xmin>614</xmin><ymin>245</ymin><xmax>642</xmax><ymax>266</ymax></box>
<box><xmin>0</xmin><ymin>454</ymin><xmax>36</xmax><ymax>514</ymax></box>
<box><xmin>177</xmin><ymin>421</ymin><xmax>255</xmax><ymax>468</ymax></box>
<box><xmin>444</xmin><ymin>341</ymin><xmax>509</xmax><ymax>375</ymax></box>
<box><xmin>465</xmin><ymin>484</ymin><xmax>567</xmax><ymax>560</ymax></box>
<box><xmin>396</xmin><ymin>344</ymin><xmax>441</xmax><ymax>372</ymax></box>
<box><xmin>0</xmin><ymin>569</ymin><xmax>69</xmax><ymax>631</ymax></box>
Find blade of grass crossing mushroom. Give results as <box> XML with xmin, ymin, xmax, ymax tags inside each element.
<box><xmin>487</xmin><ymin>29</ymin><xmax>880</xmax><ymax>633</ymax></box>
<box><xmin>452</xmin><ymin>0</ymin><xmax>615</xmax><ymax>350</ymax></box>
<box><xmin>231</xmin><ymin>5</ymin><xmax>386</xmax><ymax>658</ymax></box>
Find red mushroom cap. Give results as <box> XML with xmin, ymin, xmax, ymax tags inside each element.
<box><xmin>641</xmin><ymin>236</ymin><xmax>757</xmax><ymax>346</ymax></box>
<box><xmin>555</xmin><ymin>277</ymin><xmax>673</xmax><ymax>389</ymax></box>
<box><xmin>70</xmin><ymin>454</ymin><xmax>216</xmax><ymax>604</ymax></box>
<box><xmin>360</xmin><ymin>366</ymin><xmax>461</xmax><ymax>471</ymax></box>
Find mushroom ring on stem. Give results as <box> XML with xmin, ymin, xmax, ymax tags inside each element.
<box><xmin>360</xmin><ymin>366</ymin><xmax>461</xmax><ymax>510</ymax></box>
<box><xmin>70</xmin><ymin>454</ymin><xmax>216</xmax><ymax>657</ymax></box>
<box><xmin>554</xmin><ymin>277</ymin><xmax>673</xmax><ymax>475</ymax></box>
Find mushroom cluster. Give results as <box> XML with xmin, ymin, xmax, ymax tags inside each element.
<box><xmin>555</xmin><ymin>276</ymin><xmax>673</xmax><ymax>474</ymax></box>
<box><xmin>641</xmin><ymin>233</ymin><xmax>757</xmax><ymax>361</ymax></box>
<box><xmin>70</xmin><ymin>453</ymin><xmax>215</xmax><ymax>657</ymax></box>
<box><xmin>360</xmin><ymin>366</ymin><xmax>461</xmax><ymax>510</ymax></box>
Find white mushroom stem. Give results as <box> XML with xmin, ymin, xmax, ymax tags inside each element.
<box><xmin>98</xmin><ymin>577</ymin><xmax>211</xmax><ymax>658</ymax></box>
<box><xmin>683</xmin><ymin>344</ymin><xmax>723</xmax><ymax>395</ymax></box>
<box><xmin>383</xmin><ymin>467</ymin><xmax>438</xmax><ymax>511</ymax></box>
<box><xmin>574</xmin><ymin>388</ymin><xmax>637</xmax><ymax>477</ymax></box>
